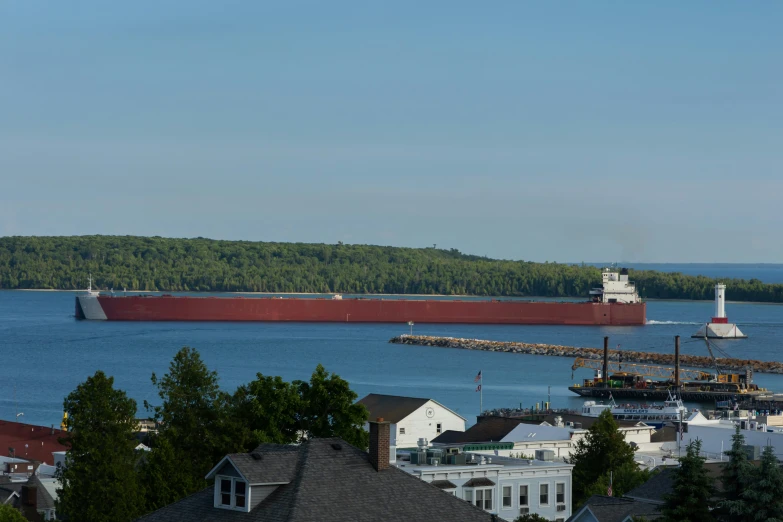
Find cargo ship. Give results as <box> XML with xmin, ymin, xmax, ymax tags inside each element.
<box><xmin>75</xmin><ymin>269</ymin><xmax>646</xmax><ymax>324</ymax></box>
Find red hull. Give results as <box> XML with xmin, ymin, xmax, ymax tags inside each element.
<box><xmin>79</xmin><ymin>295</ymin><xmax>646</xmax><ymax>325</ymax></box>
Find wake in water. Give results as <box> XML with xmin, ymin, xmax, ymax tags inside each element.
<box><xmin>646</xmin><ymin>320</ymin><xmax>702</xmax><ymax>325</ymax></box>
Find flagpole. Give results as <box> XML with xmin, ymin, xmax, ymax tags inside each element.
<box><xmin>480</xmin><ymin>371</ymin><xmax>483</xmax><ymax>415</ymax></box>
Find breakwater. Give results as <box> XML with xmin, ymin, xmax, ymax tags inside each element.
<box><xmin>389</xmin><ymin>335</ymin><xmax>783</xmax><ymax>375</ymax></box>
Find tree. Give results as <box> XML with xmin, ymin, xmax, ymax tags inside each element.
<box><xmin>295</xmin><ymin>364</ymin><xmax>369</xmax><ymax>448</ymax></box>
<box><xmin>234</xmin><ymin>364</ymin><xmax>370</xmax><ymax>451</ymax></box>
<box><xmin>660</xmin><ymin>439</ymin><xmax>715</xmax><ymax>522</ymax></box>
<box><xmin>582</xmin><ymin>461</ymin><xmax>653</xmax><ymax>500</ymax></box>
<box><xmin>142</xmin><ymin>347</ymin><xmax>238</xmax><ymax>510</ymax></box>
<box><xmin>513</xmin><ymin>514</ymin><xmax>549</xmax><ymax>522</ymax></box>
<box><xmin>738</xmin><ymin>445</ymin><xmax>783</xmax><ymax>521</ymax></box>
<box><xmin>715</xmin><ymin>425</ymin><xmax>754</xmax><ymax>521</ymax></box>
<box><xmin>566</xmin><ymin>409</ymin><xmax>640</xmax><ymax>507</ymax></box>
<box><xmin>0</xmin><ymin>505</ymin><xmax>25</xmax><ymax>522</ymax></box>
<box><xmin>56</xmin><ymin>371</ymin><xmax>145</xmax><ymax>522</ymax></box>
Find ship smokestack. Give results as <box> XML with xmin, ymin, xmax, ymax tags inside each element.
<box><xmin>603</xmin><ymin>337</ymin><xmax>609</xmax><ymax>389</ymax></box>
<box><xmin>674</xmin><ymin>335</ymin><xmax>680</xmax><ymax>388</ymax></box>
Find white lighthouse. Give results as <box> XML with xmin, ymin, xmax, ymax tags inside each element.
<box><xmin>692</xmin><ymin>283</ymin><xmax>746</xmax><ymax>339</ymax></box>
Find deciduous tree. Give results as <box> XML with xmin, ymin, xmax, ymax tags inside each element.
<box><xmin>566</xmin><ymin>409</ymin><xmax>640</xmax><ymax>507</ymax></box>
<box><xmin>0</xmin><ymin>504</ymin><xmax>26</xmax><ymax>522</ymax></box>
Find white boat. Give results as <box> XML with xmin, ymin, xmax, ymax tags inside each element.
<box><xmin>581</xmin><ymin>391</ymin><xmax>687</xmax><ymax>428</ymax></box>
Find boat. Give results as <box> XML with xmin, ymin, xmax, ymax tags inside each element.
<box><xmin>74</xmin><ymin>268</ymin><xmax>646</xmax><ymax>324</ymax></box>
<box><xmin>581</xmin><ymin>392</ymin><xmax>687</xmax><ymax>428</ymax></box>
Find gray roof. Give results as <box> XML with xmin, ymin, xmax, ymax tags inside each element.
<box><xmin>571</xmin><ymin>495</ymin><xmax>662</xmax><ymax>522</ymax></box>
<box><xmin>463</xmin><ymin>477</ymin><xmax>495</xmax><ymax>487</ymax></box>
<box><xmin>136</xmin><ymin>438</ymin><xmax>492</xmax><ymax>522</ymax></box>
<box><xmin>430</xmin><ymin>480</ymin><xmax>457</xmax><ymax>489</ymax></box>
<box><xmin>357</xmin><ymin>394</ymin><xmax>430</xmax><ymax>423</ymax></box>
<box><xmin>212</xmin><ymin>446</ymin><xmax>299</xmax><ymax>484</ymax></box>
<box><xmin>624</xmin><ymin>468</ymin><xmax>676</xmax><ymax>504</ymax></box>
<box><xmin>431</xmin><ymin>417</ymin><xmax>523</xmax><ymax>444</ymax></box>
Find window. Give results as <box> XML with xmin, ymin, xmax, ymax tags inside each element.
<box><xmin>216</xmin><ymin>477</ymin><xmax>248</xmax><ymax>511</ymax></box>
<box><xmin>519</xmin><ymin>485</ymin><xmax>528</xmax><ymax>507</ymax></box>
<box><xmin>400</xmin><ymin>427</ymin><xmax>406</xmax><ymax>434</ymax></box>
<box><xmin>556</xmin><ymin>482</ymin><xmax>565</xmax><ymax>504</ymax></box>
<box><xmin>464</xmin><ymin>490</ymin><xmax>473</xmax><ymax>503</ymax></box>
<box><xmin>436</xmin><ymin>423</ymin><xmax>442</xmax><ymax>434</ymax></box>
<box><xmin>540</xmin><ymin>483</ymin><xmax>549</xmax><ymax>505</ymax></box>
<box><xmin>502</xmin><ymin>485</ymin><xmax>512</xmax><ymax>507</ymax></box>
<box><xmin>474</xmin><ymin>488</ymin><xmax>493</xmax><ymax>511</ymax></box>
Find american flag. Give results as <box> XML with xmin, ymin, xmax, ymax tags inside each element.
<box><xmin>474</xmin><ymin>370</ymin><xmax>482</xmax><ymax>383</ymax></box>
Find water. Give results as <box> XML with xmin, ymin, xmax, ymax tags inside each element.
<box><xmin>3</xmin><ymin>290</ymin><xmax>783</xmax><ymax>428</ymax></box>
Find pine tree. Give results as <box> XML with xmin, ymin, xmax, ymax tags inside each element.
<box><xmin>142</xmin><ymin>347</ymin><xmax>239</xmax><ymax>511</ymax></box>
<box><xmin>660</xmin><ymin>439</ymin><xmax>715</xmax><ymax>522</ymax></box>
<box><xmin>740</xmin><ymin>445</ymin><xmax>783</xmax><ymax>521</ymax></box>
<box><xmin>716</xmin><ymin>425</ymin><xmax>754</xmax><ymax>521</ymax></box>
<box><xmin>55</xmin><ymin>371</ymin><xmax>145</xmax><ymax>522</ymax></box>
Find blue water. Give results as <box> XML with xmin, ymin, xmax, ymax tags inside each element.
<box><xmin>588</xmin><ymin>263</ymin><xmax>783</xmax><ymax>284</ymax></box>
<box><xmin>3</xmin><ymin>289</ymin><xmax>783</xmax><ymax>427</ymax></box>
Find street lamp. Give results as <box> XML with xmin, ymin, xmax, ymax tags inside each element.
<box><xmin>407</xmin><ymin>321</ymin><xmax>414</xmax><ymax>336</ymax></box>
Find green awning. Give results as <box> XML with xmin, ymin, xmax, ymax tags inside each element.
<box><xmin>462</xmin><ymin>442</ymin><xmax>514</xmax><ymax>451</ymax></box>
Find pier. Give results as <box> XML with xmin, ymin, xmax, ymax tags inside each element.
<box><xmin>389</xmin><ymin>334</ymin><xmax>783</xmax><ymax>375</ymax></box>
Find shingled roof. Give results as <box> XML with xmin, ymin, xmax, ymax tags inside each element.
<box><xmin>431</xmin><ymin>417</ymin><xmax>523</xmax><ymax>444</ymax></box>
<box><xmin>572</xmin><ymin>495</ymin><xmax>662</xmax><ymax>522</ymax></box>
<box><xmin>136</xmin><ymin>438</ymin><xmax>492</xmax><ymax>522</ymax></box>
<box><xmin>356</xmin><ymin>394</ymin><xmax>430</xmax><ymax>423</ymax></box>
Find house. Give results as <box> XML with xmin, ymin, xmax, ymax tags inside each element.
<box><xmin>135</xmin><ymin>420</ymin><xmax>493</xmax><ymax>521</ymax></box>
<box><xmin>0</xmin><ymin>476</ymin><xmax>58</xmax><ymax>521</ymax></box>
<box><xmin>434</xmin><ymin>415</ymin><xmax>656</xmax><ymax>461</ymax></box>
<box><xmin>357</xmin><ymin>394</ymin><xmax>466</xmax><ymax>448</ymax></box>
<box><xmin>567</xmin><ymin>495</ymin><xmax>662</xmax><ymax>522</ymax></box>
<box><xmin>400</xmin><ymin>448</ymin><xmax>573</xmax><ymax>521</ymax></box>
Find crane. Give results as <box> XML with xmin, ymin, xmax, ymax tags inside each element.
<box><xmin>571</xmin><ymin>358</ymin><xmax>712</xmax><ymax>381</ymax></box>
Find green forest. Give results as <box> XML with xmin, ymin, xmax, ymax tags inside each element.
<box><xmin>1</xmin><ymin>235</ymin><xmax>782</xmax><ymax>302</ymax></box>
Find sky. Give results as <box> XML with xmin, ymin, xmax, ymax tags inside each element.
<box><xmin>1</xmin><ymin>2</ymin><xmax>781</xmax><ymax>263</ymax></box>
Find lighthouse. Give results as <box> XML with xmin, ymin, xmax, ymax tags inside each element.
<box><xmin>692</xmin><ymin>284</ymin><xmax>747</xmax><ymax>339</ymax></box>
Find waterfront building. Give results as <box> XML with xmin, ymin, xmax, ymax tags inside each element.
<box><xmin>357</xmin><ymin>393</ymin><xmax>466</xmax><ymax>449</ymax></box>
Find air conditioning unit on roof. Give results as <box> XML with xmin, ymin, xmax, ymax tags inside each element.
<box><xmin>519</xmin><ymin>507</ymin><xmax>529</xmax><ymax>514</ymax></box>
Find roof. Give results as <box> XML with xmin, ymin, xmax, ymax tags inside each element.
<box><xmin>500</xmin><ymin>423</ymin><xmax>574</xmax><ymax>443</ymax></box>
<box><xmin>430</xmin><ymin>480</ymin><xmax>457</xmax><ymax>489</ymax></box>
<box><xmin>625</xmin><ymin>462</ymin><xmax>730</xmax><ymax>504</ymax></box>
<box><xmin>519</xmin><ymin>413</ymin><xmax>647</xmax><ymax>430</ymax></box>
<box><xmin>573</xmin><ymin>495</ymin><xmax>662</xmax><ymax>522</ymax></box>
<box><xmin>463</xmin><ymin>477</ymin><xmax>495</xmax><ymax>487</ymax></box>
<box><xmin>0</xmin><ymin>420</ymin><xmax>68</xmax><ymax>464</ymax></box>
<box><xmin>357</xmin><ymin>394</ymin><xmax>466</xmax><ymax>423</ymax></box>
<box><xmin>431</xmin><ymin>417</ymin><xmax>523</xmax><ymax>444</ymax></box>
<box><xmin>206</xmin><ymin>445</ymin><xmax>299</xmax><ymax>484</ymax></box>
<box><xmin>28</xmin><ymin>475</ymin><xmax>58</xmax><ymax>510</ymax></box>
<box><xmin>136</xmin><ymin>438</ymin><xmax>492</xmax><ymax>522</ymax></box>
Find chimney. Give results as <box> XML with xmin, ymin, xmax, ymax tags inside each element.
<box><xmin>22</xmin><ymin>484</ymin><xmax>37</xmax><ymax>509</ymax></box>
<box><xmin>369</xmin><ymin>417</ymin><xmax>390</xmax><ymax>471</ymax></box>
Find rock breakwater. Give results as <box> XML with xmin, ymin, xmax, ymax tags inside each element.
<box><xmin>389</xmin><ymin>335</ymin><xmax>783</xmax><ymax>375</ymax></box>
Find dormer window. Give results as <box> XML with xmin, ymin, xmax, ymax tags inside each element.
<box><xmin>217</xmin><ymin>476</ymin><xmax>247</xmax><ymax>511</ymax></box>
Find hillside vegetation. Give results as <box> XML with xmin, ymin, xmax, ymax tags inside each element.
<box><xmin>1</xmin><ymin>236</ymin><xmax>782</xmax><ymax>302</ymax></box>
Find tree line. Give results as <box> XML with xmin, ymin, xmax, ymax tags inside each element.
<box><xmin>55</xmin><ymin>348</ymin><xmax>369</xmax><ymax>522</ymax></box>
<box><xmin>2</xmin><ymin>235</ymin><xmax>783</xmax><ymax>302</ymax></box>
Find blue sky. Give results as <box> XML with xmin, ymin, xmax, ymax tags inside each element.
<box><xmin>1</xmin><ymin>2</ymin><xmax>781</xmax><ymax>262</ymax></box>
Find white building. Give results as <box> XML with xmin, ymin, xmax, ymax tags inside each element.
<box><xmin>357</xmin><ymin>394</ymin><xmax>466</xmax><ymax>449</ymax></box>
<box><xmin>432</xmin><ymin>415</ymin><xmax>656</xmax><ymax>461</ymax></box>
<box><xmin>400</xmin><ymin>451</ymin><xmax>573</xmax><ymax>522</ymax></box>
<box><xmin>684</xmin><ymin>412</ymin><xmax>783</xmax><ymax>459</ymax></box>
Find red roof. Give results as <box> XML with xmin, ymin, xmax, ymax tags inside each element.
<box><xmin>0</xmin><ymin>420</ymin><xmax>68</xmax><ymax>464</ymax></box>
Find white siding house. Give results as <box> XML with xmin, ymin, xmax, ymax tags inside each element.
<box><xmin>358</xmin><ymin>394</ymin><xmax>466</xmax><ymax>448</ymax></box>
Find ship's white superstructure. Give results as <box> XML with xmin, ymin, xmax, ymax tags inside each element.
<box><xmin>582</xmin><ymin>392</ymin><xmax>686</xmax><ymax>427</ymax></box>
<box><xmin>589</xmin><ymin>268</ymin><xmax>640</xmax><ymax>304</ymax></box>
